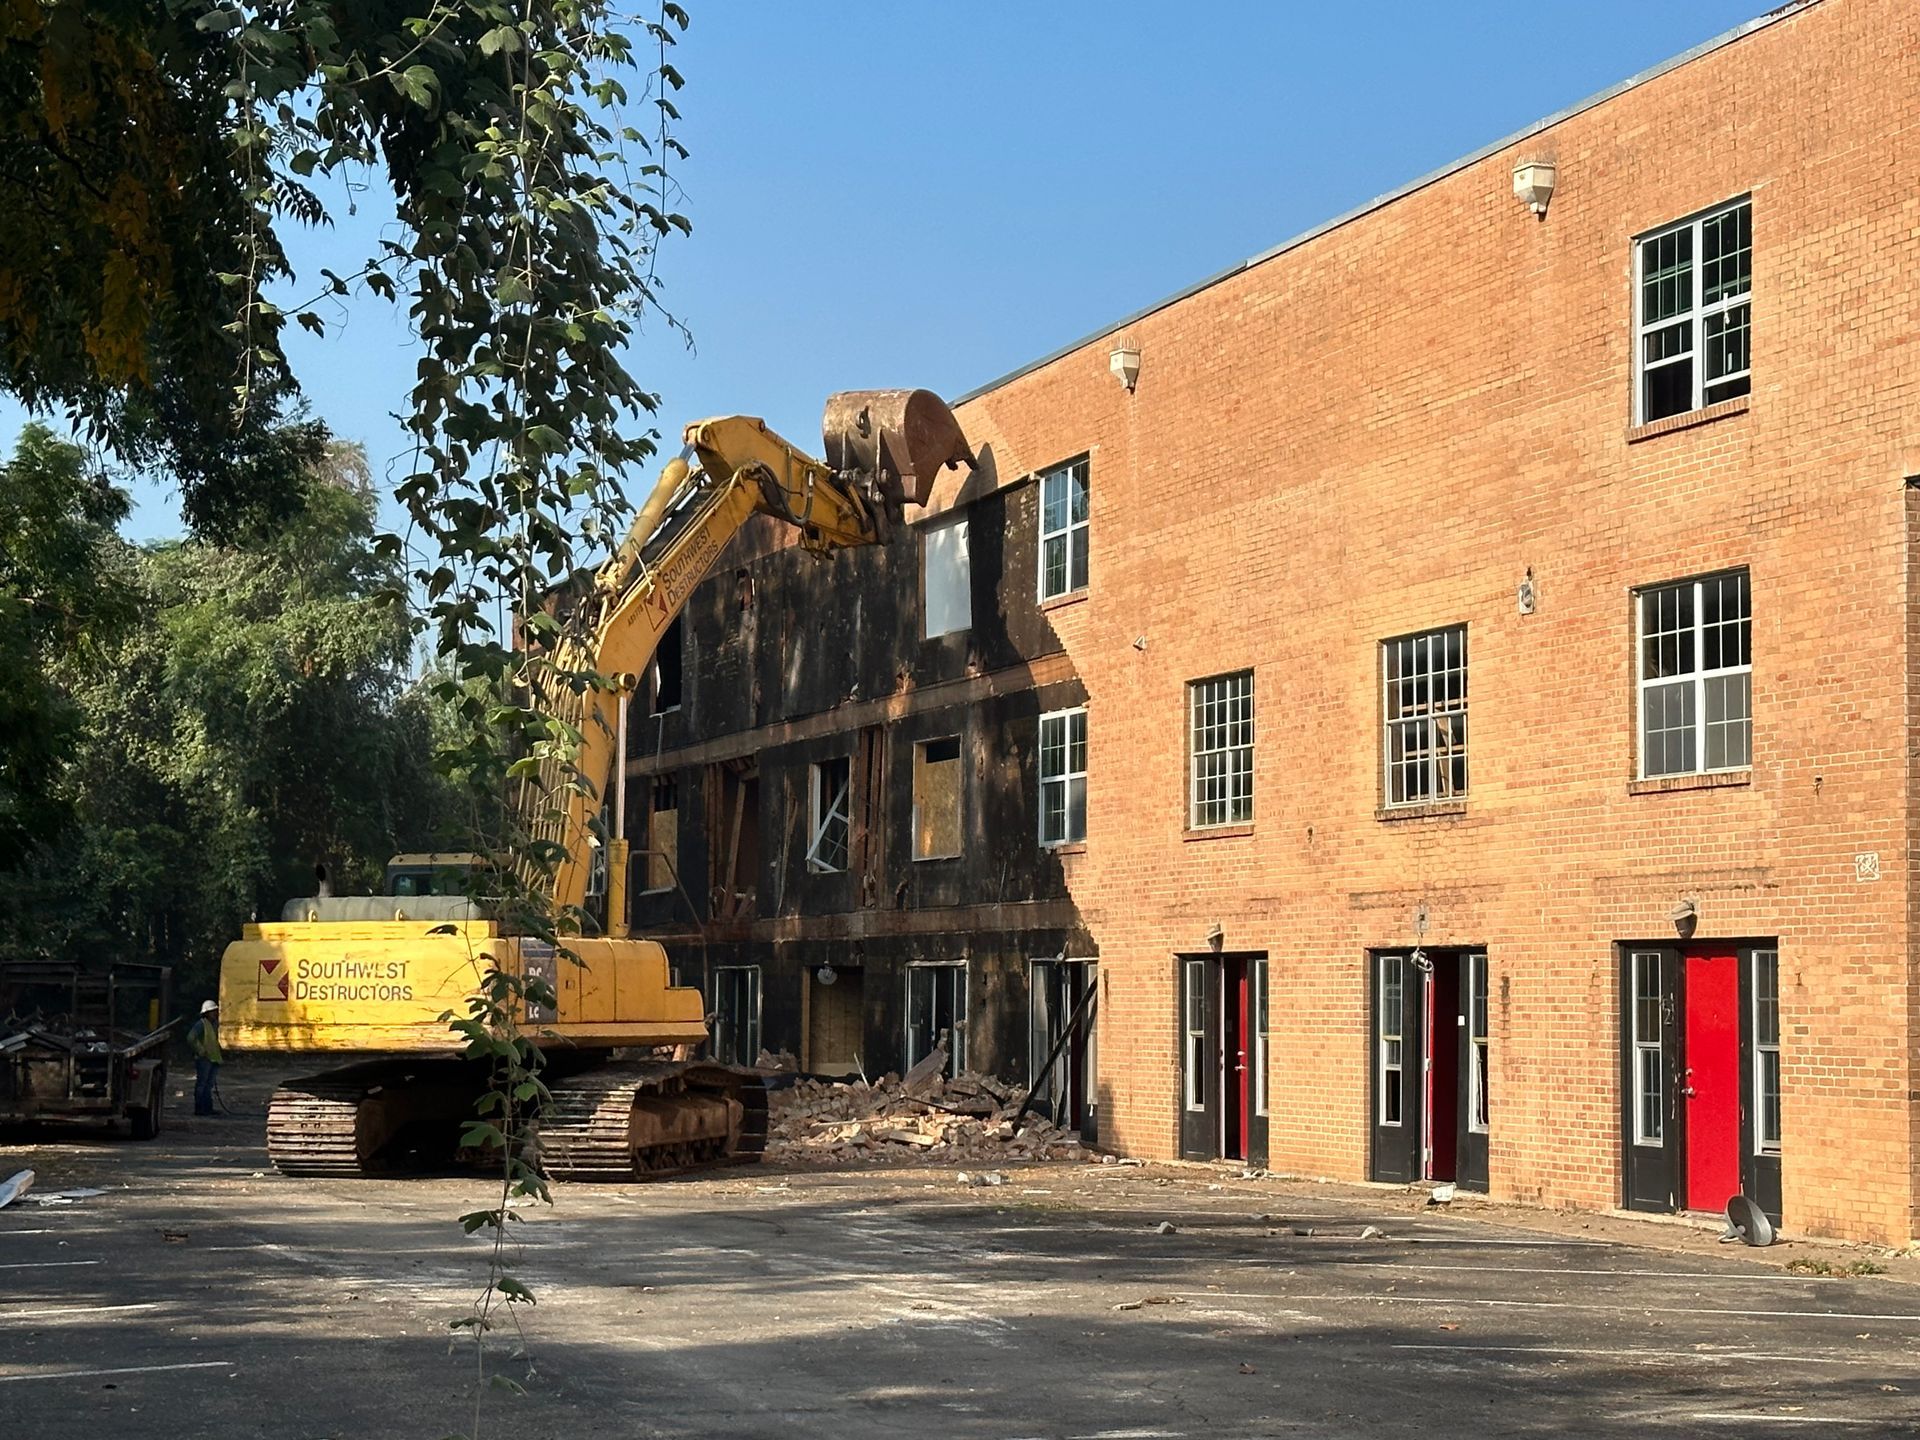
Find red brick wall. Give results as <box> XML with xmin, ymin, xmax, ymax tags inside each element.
<box><xmin>948</xmin><ymin>0</ymin><xmax>1920</xmax><ymax>1242</ymax></box>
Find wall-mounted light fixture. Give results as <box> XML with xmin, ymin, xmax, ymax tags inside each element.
<box><xmin>1512</xmin><ymin>159</ymin><xmax>1557</xmax><ymax>218</ymax></box>
<box><xmin>815</xmin><ymin>964</ymin><xmax>837</xmax><ymax>987</ymax></box>
<box><xmin>1669</xmin><ymin>897</ymin><xmax>1699</xmax><ymax>940</ymax></box>
<box><xmin>1206</xmin><ymin>921</ymin><xmax>1224</xmax><ymax>954</ymax></box>
<box><xmin>1110</xmin><ymin>344</ymin><xmax>1141</xmax><ymax>392</ymax></box>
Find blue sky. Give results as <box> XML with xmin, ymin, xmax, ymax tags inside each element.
<box><xmin>4</xmin><ymin>1</ymin><xmax>1773</xmax><ymax>542</ymax></box>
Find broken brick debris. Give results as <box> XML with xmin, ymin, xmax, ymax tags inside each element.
<box><xmin>765</xmin><ymin>1067</ymin><xmax>1080</xmax><ymax>1165</ymax></box>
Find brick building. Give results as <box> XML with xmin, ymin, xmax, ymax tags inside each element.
<box><xmin>632</xmin><ymin>0</ymin><xmax>1920</xmax><ymax>1241</ymax></box>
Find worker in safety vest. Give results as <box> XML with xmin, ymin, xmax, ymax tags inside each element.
<box><xmin>187</xmin><ymin>1000</ymin><xmax>222</xmax><ymax>1116</ymax></box>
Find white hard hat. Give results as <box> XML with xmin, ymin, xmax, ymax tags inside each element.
<box><xmin>201</xmin><ymin>999</ymin><xmax>219</xmax><ymax>1014</ymax></box>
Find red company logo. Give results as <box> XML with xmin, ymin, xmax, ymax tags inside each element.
<box><xmin>257</xmin><ymin>958</ymin><xmax>290</xmax><ymax>1002</ymax></box>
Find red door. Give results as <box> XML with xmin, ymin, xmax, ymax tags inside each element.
<box><xmin>1224</xmin><ymin>958</ymin><xmax>1249</xmax><ymax>1161</ymax></box>
<box><xmin>1683</xmin><ymin>950</ymin><xmax>1740</xmax><ymax>1212</ymax></box>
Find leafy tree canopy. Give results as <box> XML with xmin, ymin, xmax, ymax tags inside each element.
<box><xmin>0</xmin><ymin>426</ymin><xmax>465</xmax><ymax>994</ymax></box>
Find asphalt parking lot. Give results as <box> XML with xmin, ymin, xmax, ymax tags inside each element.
<box><xmin>5</xmin><ymin>1068</ymin><xmax>1920</xmax><ymax>1439</ymax></box>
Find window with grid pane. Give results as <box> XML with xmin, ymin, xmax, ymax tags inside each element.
<box><xmin>1038</xmin><ymin>707</ymin><xmax>1087</xmax><ymax>846</ymax></box>
<box><xmin>1382</xmin><ymin>626</ymin><xmax>1468</xmax><ymax>806</ymax></box>
<box><xmin>1038</xmin><ymin>458</ymin><xmax>1090</xmax><ymax>601</ymax></box>
<box><xmin>1636</xmin><ymin>198</ymin><xmax>1751</xmax><ymax>423</ymax></box>
<box><xmin>1632</xmin><ymin>951</ymin><xmax>1664</xmax><ymax>1145</ymax></box>
<box><xmin>1637</xmin><ymin>570</ymin><xmax>1751</xmax><ymax>778</ymax></box>
<box><xmin>1188</xmin><ymin>671</ymin><xmax>1253</xmax><ymax>828</ymax></box>
<box><xmin>1753</xmin><ymin>948</ymin><xmax>1781</xmax><ymax>1155</ymax></box>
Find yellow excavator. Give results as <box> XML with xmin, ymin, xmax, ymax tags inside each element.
<box><xmin>216</xmin><ymin>391</ymin><xmax>974</xmax><ymax>1179</ymax></box>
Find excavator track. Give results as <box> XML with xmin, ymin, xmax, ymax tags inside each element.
<box><xmin>264</xmin><ymin>1060</ymin><xmax>476</xmax><ymax>1179</ymax></box>
<box><xmin>538</xmin><ymin>1061</ymin><xmax>768</xmax><ymax>1181</ymax></box>
<box><xmin>265</xmin><ymin>1078</ymin><xmax>375</xmax><ymax>1177</ymax></box>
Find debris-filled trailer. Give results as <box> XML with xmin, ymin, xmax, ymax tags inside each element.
<box><xmin>0</xmin><ymin>962</ymin><xmax>176</xmax><ymax>1138</ymax></box>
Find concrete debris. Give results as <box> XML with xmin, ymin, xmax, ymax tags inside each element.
<box><xmin>956</xmin><ymin>1171</ymin><xmax>1008</xmax><ymax>1188</ymax></box>
<box><xmin>1154</xmin><ymin>1221</ymin><xmax>1178</xmax><ymax>1235</ymax></box>
<box><xmin>766</xmin><ymin>1069</ymin><xmax>1081</xmax><ymax>1166</ymax></box>
<box><xmin>1428</xmin><ymin>1183</ymin><xmax>1457</xmax><ymax>1206</ymax></box>
<box><xmin>1360</xmin><ymin>1225</ymin><xmax>1385</xmax><ymax>1240</ymax></box>
<box><xmin>753</xmin><ymin>1048</ymin><xmax>799</xmax><ymax>1073</ymax></box>
<box><xmin>0</xmin><ymin>1168</ymin><xmax>32</xmax><ymax>1210</ymax></box>
<box><xmin>23</xmin><ymin>1186</ymin><xmax>107</xmax><ymax>1206</ymax></box>
<box><xmin>1113</xmin><ymin>1294</ymin><xmax>1184</xmax><ymax>1312</ymax></box>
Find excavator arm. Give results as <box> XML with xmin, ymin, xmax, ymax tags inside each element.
<box><xmin>527</xmin><ymin>390</ymin><xmax>974</xmax><ymax>924</ymax></box>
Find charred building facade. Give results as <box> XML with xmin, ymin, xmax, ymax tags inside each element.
<box><xmin>621</xmin><ymin>468</ymin><xmax>1097</xmax><ymax>1133</ymax></box>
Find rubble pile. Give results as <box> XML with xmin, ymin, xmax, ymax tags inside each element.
<box><xmin>765</xmin><ymin>1064</ymin><xmax>1079</xmax><ymax>1165</ymax></box>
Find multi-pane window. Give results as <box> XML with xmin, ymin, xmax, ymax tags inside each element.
<box><xmin>1753</xmin><ymin>948</ymin><xmax>1781</xmax><ymax>1155</ymax></box>
<box><xmin>1189</xmin><ymin>671</ymin><xmax>1254</xmax><ymax>828</ymax></box>
<box><xmin>1038</xmin><ymin>458</ymin><xmax>1090</xmax><ymax>601</ymax></box>
<box><xmin>1468</xmin><ymin>954</ymin><xmax>1490</xmax><ymax>1134</ymax></box>
<box><xmin>807</xmin><ymin>758</ymin><xmax>851</xmax><ymax>873</ymax></box>
<box><xmin>1183</xmin><ymin>960</ymin><xmax>1206</xmax><ymax>1111</ymax></box>
<box><xmin>1378</xmin><ymin>955</ymin><xmax>1404</xmax><ymax>1126</ymax></box>
<box><xmin>1039</xmin><ymin>707</ymin><xmax>1088</xmax><ymax>846</ymax></box>
<box><xmin>1636</xmin><ymin>198</ymin><xmax>1752</xmax><ymax>423</ymax></box>
<box><xmin>905</xmin><ymin>962</ymin><xmax>967</xmax><ymax>1078</ymax></box>
<box><xmin>1631</xmin><ymin>951</ymin><xmax>1664</xmax><ymax>1145</ymax></box>
<box><xmin>1252</xmin><ymin>957</ymin><xmax>1269</xmax><ymax>1117</ymax></box>
<box><xmin>1637</xmin><ymin>570</ymin><xmax>1751</xmax><ymax>777</ymax></box>
<box><xmin>1383</xmin><ymin>626</ymin><xmax>1468</xmax><ymax>806</ymax></box>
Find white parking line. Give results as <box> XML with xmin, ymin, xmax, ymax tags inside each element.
<box><xmin>0</xmin><ymin>1260</ymin><xmax>101</xmax><ymax>1270</ymax></box>
<box><xmin>1354</xmin><ymin>1262</ymin><xmax>1819</xmax><ymax>1282</ymax></box>
<box><xmin>0</xmin><ymin>1360</ymin><xmax>228</xmax><ymax>1385</ymax></box>
<box><xmin>1393</xmin><ymin>1343</ymin><xmax>1866</xmax><ymax>1366</ymax></box>
<box><xmin>0</xmin><ymin>1302</ymin><xmax>159</xmax><ymax>1320</ymax></box>
<box><xmin>1689</xmin><ymin>1416</ymin><xmax>1883</xmax><ymax>1427</ymax></box>
<box><xmin>1181</xmin><ymin>1293</ymin><xmax>1920</xmax><ymax>1323</ymax></box>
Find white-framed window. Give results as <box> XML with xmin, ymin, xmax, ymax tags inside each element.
<box><xmin>1631</xmin><ymin>951</ymin><xmax>1664</xmax><ymax>1146</ymax></box>
<box><xmin>905</xmin><ymin>962</ymin><xmax>967</xmax><ymax>1077</ymax></box>
<box><xmin>1635</xmin><ymin>197</ymin><xmax>1751</xmax><ymax>424</ymax></box>
<box><xmin>1038</xmin><ymin>706</ymin><xmax>1088</xmax><ymax>846</ymax></box>
<box><xmin>1189</xmin><ymin>671</ymin><xmax>1254</xmax><ymax>829</ymax></box>
<box><xmin>1038</xmin><ymin>458</ymin><xmax>1090</xmax><ymax>601</ymax></box>
<box><xmin>922</xmin><ymin>511</ymin><xmax>971</xmax><ymax>638</ymax></box>
<box><xmin>711</xmin><ymin>965</ymin><xmax>761</xmax><ymax>1067</ymax></box>
<box><xmin>1382</xmin><ymin>625</ymin><xmax>1468</xmax><ymax>806</ymax></box>
<box><xmin>807</xmin><ymin>757</ymin><xmax>851</xmax><ymax>873</ymax></box>
<box><xmin>1752</xmin><ymin>948</ymin><xmax>1781</xmax><ymax>1156</ymax></box>
<box><xmin>1637</xmin><ymin>569</ymin><xmax>1751</xmax><ymax>778</ymax></box>
<box><xmin>911</xmin><ymin>736</ymin><xmax>963</xmax><ymax>860</ymax></box>
<box><xmin>1182</xmin><ymin>959</ymin><xmax>1206</xmax><ymax>1112</ymax></box>
<box><xmin>1467</xmin><ymin>953</ymin><xmax>1489</xmax><ymax>1134</ymax></box>
<box><xmin>1252</xmin><ymin>957</ymin><xmax>1269</xmax><ymax>1117</ymax></box>
<box><xmin>1377</xmin><ymin>954</ymin><xmax>1404</xmax><ymax>1126</ymax></box>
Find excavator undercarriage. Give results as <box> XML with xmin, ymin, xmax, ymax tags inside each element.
<box><xmin>264</xmin><ymin>1055</ymin><xmax>769</xmax><ymax>1180</ymax></box>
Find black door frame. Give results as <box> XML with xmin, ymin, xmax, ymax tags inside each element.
<box><xmin>1176</xmin><ymin>952</ymin><xmax>1268</xmax><ymax>1164</ymax></box>
<box><xmin>1368</xmin><ymin>951</ymin><xmax>1423</xmax><ymax>1183</ymax></box>
<box><xmin>1617</xmin><ymin>941</ymin><xmax>1783</xmax><ymax>1225</ymax></box>
<box><xmin>1369</xmin><ymin>948</ymin><xmax>1489</xmax><ymax>1189</ymax></box>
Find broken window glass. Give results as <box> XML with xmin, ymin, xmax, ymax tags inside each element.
<box><xmin>808</xmin><ymin>758</ymin><xmax>851</xmax><ymax>874</ymax></box>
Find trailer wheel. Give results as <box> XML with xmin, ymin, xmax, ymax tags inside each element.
<box><xmin>130</xmin><ymin>1068</ymin><xmax>165</xmax><ymax>1141</ymax></box>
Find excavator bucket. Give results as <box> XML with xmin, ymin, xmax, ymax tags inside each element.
<box><xmin>822</xmin><ymin>388</ymin><xmax>976</xmax><ymax>509</ymax></box>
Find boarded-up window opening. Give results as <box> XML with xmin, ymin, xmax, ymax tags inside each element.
<box><xmin>643</xmin><ymin>777</ymin><xmax>678</xmax><ymax>893</ymax></box>
<box><xmin>808</xmin><ymin>758</ymin><xmax>851</xmax><ymax>873</ymax></box>
<box><xmin>922</xmin><ymin>512</ymin><xmax>971</xmax><ymax>638</ymax></box>
<box><xmin>912</xmin><ymin>736</ymin><xmax>963</xmax><ymax>860</ymax></box>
